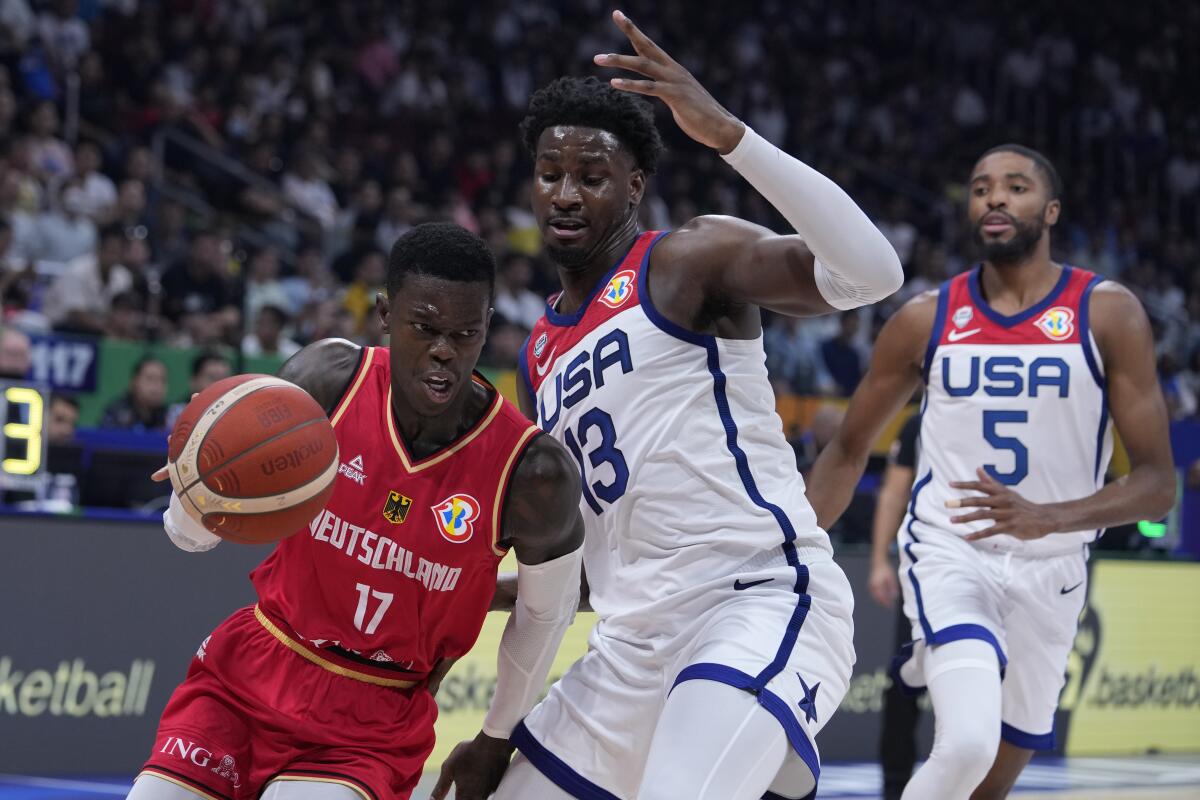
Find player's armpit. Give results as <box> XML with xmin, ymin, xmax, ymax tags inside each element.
<box><xmin>277</xmin><ymin>338</ymin><xmax>363</xmax><ymax>416</ymax></box>
<box><xmin>805</xmin><ymin>294</ymin><xmax>933</xmax><ymax>529</ymax></box>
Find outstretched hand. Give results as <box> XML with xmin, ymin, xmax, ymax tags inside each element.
<box><xmin>595</xmin><ymin>10</ymin><xmax>745</xmax><ymax>154</ymax></box>
<box><xmin>948</xmin><ymin>467</ymin><xmax>1059</xmax><ymax>541</ymax></box>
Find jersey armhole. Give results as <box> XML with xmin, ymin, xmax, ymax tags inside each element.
<box><xmin>920</xmin><ymin>280</ymin><xmax>953</xmax><ymax>382</ymax></box>
<box><xmin>491</xmin><ymin>426</ymin><xmax>544</xmax><ymax>558</ymax></box>
<box><xmin>1078</xmin><ymin>275</ymin><xmax>1106</xmax><ymax>388</ymax></box>
<box><xmin>328</xmin><ymin>346</ymin><xmax>371</xmax><ymax>427</ymax></box>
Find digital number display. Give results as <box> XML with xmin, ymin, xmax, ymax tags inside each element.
<box><xmin>0</xmin><ymin>383</ymin><xmax>47</xmax><ymax>486</ymax></box>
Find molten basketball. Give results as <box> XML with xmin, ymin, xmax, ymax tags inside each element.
<box><xmin>167</xmin><ymin>374</ymin><xmax>339</xmax><ymax>544</ymax></box>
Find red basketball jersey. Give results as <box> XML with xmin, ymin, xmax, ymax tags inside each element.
<box><xmin>251</xmin><ymin>346</ymin><xmax>540</xmax><ymax>684</ymax></box>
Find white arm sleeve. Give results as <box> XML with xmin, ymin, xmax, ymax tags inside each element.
<box><xmin>482</xmin><ymin>546</ymin><xmax>583</xmax><ymax>738</ymax></box>
<box><xmin>721</xmin><ymin>126</ymin><xmax>903</xmax><ymax>310</ymax></box>
<box><xmin>163</xmin><ymin>491</ymin><xmax>222</xmax><ymax>552</ymax></box>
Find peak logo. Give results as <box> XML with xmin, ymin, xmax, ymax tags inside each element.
<box><xmin>0</xmin><ymin>657</ymin><xmax>154</xmax><ymax>718</ymax></box>
<box><xmin>339</xmin><ymin>453</ymin><xmax>367</xmax><ymax>485</ymax></box>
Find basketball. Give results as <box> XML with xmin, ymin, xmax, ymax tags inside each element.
<box><xmin>166</xmin><ymin>374</ymin><xmax>339</xmax><ymax>544</ymax></box>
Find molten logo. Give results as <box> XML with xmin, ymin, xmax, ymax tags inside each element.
<box><xmin>431</xmin><ymin>494</ymin><xmax>480</xmax><ymax>543</ymax></box>
<box><xmin>261</xmin><ymin>440</ymin><xmax>326</xmax><ymax>476</ymax></box>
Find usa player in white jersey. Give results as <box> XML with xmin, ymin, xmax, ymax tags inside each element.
<box><xmin>809</xmin><ymin>145</ymin><xmax>1175</xmax><ymax>799</ymax></box>
<box><xmin>433</xmin><ymin>10</ymin><xmax>902</xmax><ymax>800</ymax></box>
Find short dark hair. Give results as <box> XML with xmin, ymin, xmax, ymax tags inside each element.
<box><xmin>521</xmin><ymin>76</ymin><xmax>665</xmax><ymax>174</ymax></box>
<box><xmin>977</xmin><ymin>144</ymin><xmax>1063</xmax><ymax>200</ymax></box>
<box><xmin>132</xmin><ymin>354</ymin><xmax>165</xmax><ymax>380</ymax></box>
<box><xmin>50</xmin><ymin>391</ymin><xmax>79</xmax><ymax>411</ymax></box>
<box><xmin>386</xmin><ymin>222</ymin><xmax>495</xmax><ymax>297</ymax></box>
<box><xmin>190</xmin><ymin>351</ymin><xmax>228</xmax><ymax>377</ymax></box>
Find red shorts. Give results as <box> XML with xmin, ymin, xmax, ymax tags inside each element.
<box><xmin>140</xmin><ymin>606</ymin><xmax>436</xmax><ymax>800</ymax></box>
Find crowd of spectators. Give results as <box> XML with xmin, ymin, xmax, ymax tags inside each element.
<box><xmin>0</xmin><ymin>0</ymin><xmax>1195</xmax><ymax>436</ymax></box>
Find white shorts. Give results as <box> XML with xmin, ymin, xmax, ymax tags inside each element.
<box><xmin>894</xmin><ymin>518</ymin><xmax>1088</xmax><ymax>749</ymax></box>
<box><xmin>511</xmin><ymin>552</ymin><xmax>855</xmax><ymax>799</ymax></box>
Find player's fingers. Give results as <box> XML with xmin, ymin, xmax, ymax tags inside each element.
<box><xmin>151</xmin><ymin>465</ymin><xmax>169</xmax><ymax>482</ymax></box>
<box><xmin>949</xmin><ymin>509</ymin><xmax>996</xmax><ymax>524</ymax></box>
<box><xmin>612</xmin><ymin>10</ymin><xmax>672</xmax><ymax>62</ymax></box>
<box><xmin>594</xmin><ymin>53</ymin><xmax>666</xmax><ymax>79</ymax></box>
<box><xmin>944</xmin><ymin>495</ymin><xmax>997</xmax><ymax>509</ymax></box>
<box><xmin>976</xmin><ymin>466</ymin><xmax>1003</xmax><ymax>487</ymax></box>
<box><xmin>964</xmin><ymin>526</ymin><xmax>1004</xmax><ymax>541</ymax></box>
<box><xmin>610</xmin><ymin>78</ymin><xmax>661</xmax><ymax>96</ymax></box>
<box><xmin>948</xmin><ymin>480</ymin><xmax>985</xmax><ymax>491</ymax></box>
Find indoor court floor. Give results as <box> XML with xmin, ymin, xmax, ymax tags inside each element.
<box><xmin>1</xmin><ymin>757</ymin><xmax>1197</xmax><ymax>800</ymax></box>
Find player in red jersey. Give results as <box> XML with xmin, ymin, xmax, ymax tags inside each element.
<box><xmin>128</xmin><ymin>223</ymin><xmax>585</xmax><ymax>800</ymax></box>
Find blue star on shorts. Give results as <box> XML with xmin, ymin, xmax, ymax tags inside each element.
<box><xmin>796</xmin><ymin>672</ymin><xmax>820</xmax><ymax>724</ymax></box>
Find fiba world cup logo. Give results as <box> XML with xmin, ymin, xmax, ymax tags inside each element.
<box><xmin>1034</xmin><ymin>306</ymin><xmax>1075</xmax><ymax>340</ymax></box>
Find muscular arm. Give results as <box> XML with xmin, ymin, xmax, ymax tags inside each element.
<box><xmin>500</xmin><ymin>435</ymin><xmax>585</xmax><ymax>563</ymax></box>
<box><xmin>1041</xmin><ymin>285</ymin><xmax>1174</xmax><ymax>529</ymax></box>
<box><xmin>598</xmin><ymin>12</ymin><xmax>901</xmax><ymax>336</ymax></box>
<box><xmin>806</xmin><ymin>295</ymin><xmax>932</xmax><ymax>528</ymax></box>
<box><xmin>495</xmin><ymin>364</ymin><xmax>590</xmax><ymax>611</ymax></box>
<box><xmin>469</xmin><ymin>435</ymin><xmax>582</xmax><ymax>748</ymax></box>
<box><xmin>276</xmin><ymin>338</ymin><xmax>363</xmax><ymax>415</ymax></box>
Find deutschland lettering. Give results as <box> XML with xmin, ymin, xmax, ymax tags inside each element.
<box><xmin>0</xmin><ymin>657</ymin><xmax>154</xmax><ymax>718</ymax></box>
<box><xmin>308</xmin><ymin>509</ymin><xmax>461</xmax><ymax>592</ymax></box>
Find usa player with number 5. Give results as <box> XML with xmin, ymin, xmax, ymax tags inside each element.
<box><xmin>438</xmin><ymin>11</ymin><xmax>903</xmax><ymax>800</ymax></box>
<box><xmin>808</xmin><ymin>146</ymin><xmax>1175</xmax><ymax>800</ymax></box>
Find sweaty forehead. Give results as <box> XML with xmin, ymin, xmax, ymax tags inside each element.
<box><xmin>537</xmin><ymin>126</ymin><xmax>629</xmax><ymax>164</ymax></box>
<box><xmin>395</xmin><ymin>275</ymin><xmax>490</xmax><ymax>320</ymax></box>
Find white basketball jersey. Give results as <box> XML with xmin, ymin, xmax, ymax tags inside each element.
<box><xmin>912</xmin><ymin>265</ymin><xmax>1112</xmax><ymax>556</ymax></box>
<box><xmin>520</xmin><ymin>232</ymin><xmax>831</xmax><ymax>629</ymax></box>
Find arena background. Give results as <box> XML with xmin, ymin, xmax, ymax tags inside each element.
<box><xmin>0</xmin><ymin>0</ymin><xmax>1196</xmax><ymax>797</ymax></box>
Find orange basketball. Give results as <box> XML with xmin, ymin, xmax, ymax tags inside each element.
<box><xmin>167</xmin><ymin>374</ymin><xmax>339</xmax><ymax>544</ymax></box>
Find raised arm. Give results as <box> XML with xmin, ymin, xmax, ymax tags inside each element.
<box><xmin>806</xmin><ymin>294</ymin><xmax>932</xmax><ymax>529</ymax></box>
<box><xmin>957</xmin><ymin>283</ymin><xmax>1175</xmax><ymax>540</ymax></box>
<box><xmin>433</xmin><ymin>435</ymin><xmax>584</xmax><ymax>800</ymax></box>
<box><xmin>597</xmin><ymin>10</ymin><xmax>901</xmax><ymax>324</ymax></box>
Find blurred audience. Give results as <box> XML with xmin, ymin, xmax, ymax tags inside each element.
<box><xmin>100</xmin><ymin>354</ymin><xmax>168</xmax><ymax>431</ymax></box>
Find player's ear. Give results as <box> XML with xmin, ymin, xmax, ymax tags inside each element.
<box><xmin>1044</xmin><ymin>198</ymin><xmax>1061</xmax><ymax>226</ymax></box>
<box><xmin>629</xmin><ymin>168</ymin><xmax>645</xmax><ymax>209</ymax></box>
<box><xmin>376</xmin><ymin>292</ymin><xmax>390</xmax><ymax>333</ymax></box>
